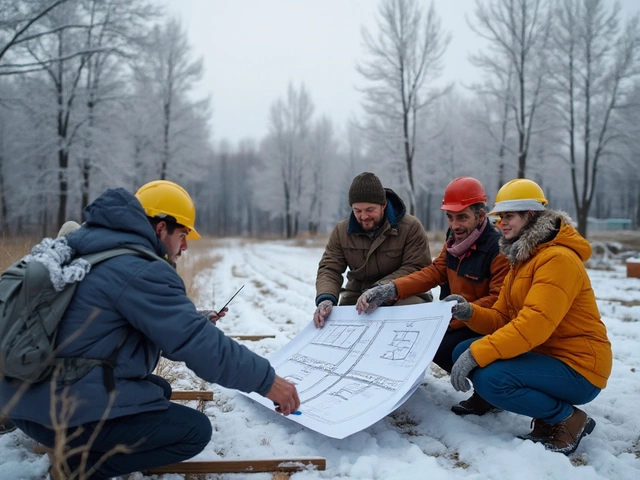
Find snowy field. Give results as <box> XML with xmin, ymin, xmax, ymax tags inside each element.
<box><xmin>1</xmin><ymin>238</ymin><xmax>640</xmax><ymax>480</ymax></box>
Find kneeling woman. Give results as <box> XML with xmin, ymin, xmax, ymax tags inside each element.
<box><xmin>445</xmin><ymin>178</ymin><xmax>612</xmax><ymax>456</ymax></box>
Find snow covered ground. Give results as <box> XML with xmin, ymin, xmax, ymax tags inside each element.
<box><xmin>2</xmin><ymin>238</ymin><xmax>639</xmax><ymax>480</ymax></box>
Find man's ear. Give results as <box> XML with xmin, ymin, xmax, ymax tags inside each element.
<box><xmin>155</xmin><ymin>221</ymin><xmax>166</xmax><ymax>238</ymax></box>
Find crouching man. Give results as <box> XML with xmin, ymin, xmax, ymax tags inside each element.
<box><xmin>0</xmin><ymin>180</ymin><xmax>299</xmax><ymax>479</ymax></box>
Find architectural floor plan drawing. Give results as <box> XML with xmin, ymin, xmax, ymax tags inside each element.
<box><xmin>242</xmin><ymin>301</ymin><xmax>454</xmax><ymax>439</ymax></box>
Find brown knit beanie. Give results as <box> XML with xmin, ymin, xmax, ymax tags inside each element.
<box><xmin>348</xmin><ymin>172</ymin><xmax>386</xmax><ymax>206</ymax></box>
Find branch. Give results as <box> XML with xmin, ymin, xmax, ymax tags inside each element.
<box><xmin>0</xmin><ymin>0</ymin><xmax>68</xmax><ymax>61</ymax></box>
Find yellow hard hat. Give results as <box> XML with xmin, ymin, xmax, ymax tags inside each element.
<box><xmin>489</xmin><ymin>178</ymin><xmax>548</xmax><ymax>215</ymax></box>
<box><xmin>135</xmin><ymin>180</ymin><xmax>201</xmax><ymax>240</ymax></box>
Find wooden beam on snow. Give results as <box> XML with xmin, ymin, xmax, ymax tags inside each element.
<box><xmin>228</xmin><ymin>334</ymin><xmax>276</xmax><ymax>341</ymax></box>
<box><xmin>142</xmin><ymin>457</ymin><xmax>326</xmax><ymax>474</ymax></box>
<box><xmin>170</xmin><ymin>391</ymin><xmax>214</xmax><ymax>401</ymax></box>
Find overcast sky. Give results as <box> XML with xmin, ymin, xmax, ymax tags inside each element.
<box><xmin>165</xmin><ymin>0</ymin><xmax>640</xmax><ymax>145</ymax></box>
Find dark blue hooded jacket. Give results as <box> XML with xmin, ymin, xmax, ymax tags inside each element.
<box><xmin>0</xmin><ymin>188</ymin><xmax>275</xmax><ymax>427</ymax></box>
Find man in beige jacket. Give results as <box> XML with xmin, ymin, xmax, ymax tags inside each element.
<box><xmin>313</xmin><ymin>172</ymin><xmax>432</xmax><ymax>328</ymax></box>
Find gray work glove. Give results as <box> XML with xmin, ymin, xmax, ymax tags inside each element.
<box><xmin>198</xmin><ymin>308</ymin><xmax>228</xmax><ymax>325</ymax></box>
<box><xmin>450</xmin><ymin>348</ymin><xmax>479</xmax><ymax>392</ymax></box>
<box><xmin>443</xmin><ymin>294</ymin><xmax>473</xmax><ymax>321</ymax></box>
<box><xmin>356</xmin><ymin>283</ymin><xmax>398</xmax><ymax>314</ymax></box>
<box><xmin>313</xmin><ymin>299</ymin><xmax>334</xmax><ymax>328</ymax></box>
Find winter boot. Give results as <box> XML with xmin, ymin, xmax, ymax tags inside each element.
<box><xmin>543</xmin><ymin>407</ymin><xmax>596</xmax><ymax>455</ymax></box>
<box><xmin>451</xmin><ymin>391</ymin><xmax>500</xmax><ymax>416</ymax></box>
<box><xmin>518</xmin><ymin>418</ymin><xmax>553</xmax><ymax>443</ymax></box>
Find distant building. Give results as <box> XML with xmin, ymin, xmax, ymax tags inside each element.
<box><xmin>587</xmin><ymin>217</ymin><xmax>633</xmax><ymax>231</ymax></box>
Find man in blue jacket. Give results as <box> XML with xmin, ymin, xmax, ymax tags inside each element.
<box><xmin>0</xmin><ymin>180</ymin><xmax>299</xmax><ymax>479</ymax></box>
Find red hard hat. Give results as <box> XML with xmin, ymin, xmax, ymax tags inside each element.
<box><xmin>440</xmin><ymin>177</ymin><xmax>487</xmax><ymax>212</ymax></box>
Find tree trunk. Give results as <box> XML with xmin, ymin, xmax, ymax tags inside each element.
<box><xmin>576</xmin><ymin>205</ymin><xmax>588</xmax><ymax>238</ymax></box>
<box><xmin>57</xmin><ymin>148</ymin><xmax>69</xmax><ymax>231</ymax></box>
<box><xmin>0</xmin><ymin>150</ymin><xmax>8</xmax><ymax>235</ymax></box>
<box><xmin>636</xmin><ymin>189</ymin><xmax>640</xmax><ymax>229</ymax></box>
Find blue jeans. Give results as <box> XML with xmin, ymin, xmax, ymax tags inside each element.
<box><xmin>13</xmin><ymin>375</ymin><xmax>211</xmax><ymax>479</ymax></box>
<box><xmin>453</xmin><ymin>339</ymin><xmax>601</xmax><ymax>424</ymax></box>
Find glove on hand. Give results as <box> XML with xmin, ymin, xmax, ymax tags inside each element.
<box><xmin>199</xmin><ymin>308</ymin><xmax>228</xmax><ymax>325</ymax></box>
<box><xmin>313</xmin><ymin>299</ymin><xmax>334</xmax><ymax>328</ymax></box>
<box><xmin>356</xmin><ymin>283</ymin><xmax>398</xmax><ymax>314</ymax></box>
<box><xmin>450</xmin><ymin>348</ymin><xmax>479</xmax><ymax>392</ymax></box>
<box><xmin>443</xmin><ymin>294</ymin><xmax>473</xmax><ymax>321</ymax></box>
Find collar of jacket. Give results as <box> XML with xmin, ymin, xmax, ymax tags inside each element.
<box><xmin>347</xmin><ymin>200</ymin><xmax>396</xmax><ymax>235</ymax></box>
<box><xmin>347</xmin><ymin>192</ymin><xmax>405</xmax><ymax>234</ymax></box>
<box><xmin>499</xmin><ymin>209</ymin><xmax>573</xmax><ymax>264</ymax></box>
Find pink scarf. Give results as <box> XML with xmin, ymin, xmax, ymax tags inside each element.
<box><xmin>446</xmin><ymin>218</ymin><xmax>488</xmax><ymax>259</ymax></box>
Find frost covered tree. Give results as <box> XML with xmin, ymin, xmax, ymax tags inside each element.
<box><xmin>257</xmin><ymin>83</ymin><xmax>314</xmax><ymax>238</ymax></box>
<box><xmin>133</xmin><ymin>17</ymin><xmax>207</xmax><ymax>181</ymax></box>
<box><xmin>1</xmin><ymin>1</ymin><xmax>159</xmax><ymax>229</ymax></box>
<box><xmin>0</xmin><ymin>0</ymin><xmax>68</xmax><ymax>65</ymax></box>
<box><xmin>76</xmin><ymin>0</ymin><xmax>159</xmax><ymax>214</ymax></box>
<box><xmin>307</xmin><ymin>116</ymin><xmax>341</xmax><ymax>234</ymax></box>
<box><xmin>549</xmin><ymin>0</ymin><xmax>640</xmax><ymax>236</ymax></box>
<box><xmin>357</xmin><ymin>0</ymin><xmax>450</xmax><ymax>215</ymax></box>
<box><xmin>469</xmin><ymin>0</ymin><xmax>553</xmax><ymax>179</ymax></box>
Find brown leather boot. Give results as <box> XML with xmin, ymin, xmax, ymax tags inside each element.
<box><xmin>518</xmin><ymin>418</ymin><xmax>553</xmax><ymax>443</ymax></box>
<box><xmin>544</xmin><ymin>407</ymin><xmax>596</xmax><ymax>455</ymax></box>
<box><xmin>451</xmin><ymin>392</ymin><xmax>500</xmax><ymax>416</ymax></box>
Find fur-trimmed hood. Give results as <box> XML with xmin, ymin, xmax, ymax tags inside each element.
<box><xmin>500</xmin><ymin>210</ymin><xmax>592</xmax><ymax>265</ymax></box>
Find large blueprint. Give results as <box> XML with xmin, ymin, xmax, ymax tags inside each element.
<box><xmin>243</xmin><ymin>301</ymin><xmax>453</xmax><ymax>439</ymax></box>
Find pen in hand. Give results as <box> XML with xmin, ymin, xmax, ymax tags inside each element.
<box><xmin>274</xmin><ymin>402</ymin><xmax>302</xmax><ymax>415</ymax></box>
<box><xmin>198</xmin><ymin>285</ymin><xmax>245</xmax><ymax>325</ymax></box>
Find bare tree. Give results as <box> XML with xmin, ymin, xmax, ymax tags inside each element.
<box><xmin>468</xmin><ymin>64</ymin><xmax>516</xmax><ymax>190</ymax></box>
<box><xmin>0</xmin><ymin>0</ymin><xmax>69</xmax><ymax>65</ymax></box>
<box><xmin>469</xmin><ymin>0</ymin><xmax>552</xmax><ymax>178</ymax></box>
<box><xmin>134</xmin><ymin>17</ymin><xmax>204</xmax><ymax>180</ymax></box>
<box><xmin>259</xmin><ymin>83</ymin><xmax>314</xmax><ymax>238</ymax></box>
<box><xmin>357</xmin><ymin>0</ymin><xmax>450</xmax><ymax>215</ymax></box>
<box><xmin>12</xmin><ymin>2</ymin><xmax>93</xmax><ymax>230</ymax></box>
<box><xmin>549</xmin><ymin>0</ymin><xmax>640</xmax><ymax>236</ymax></box>
<box><xmin>77</xmin><ymin>0</ymin><xmax>159</xmax><ymax>215</ymax></box>
<box><xmin>0</xmin><ymin>109</ymin><xmax>9</xmax><ymax>233</ymax></box>
<box><xmin>307</xmin><ymin>116</ymin><xmax>340</xmax><ymax>234</ymax></box>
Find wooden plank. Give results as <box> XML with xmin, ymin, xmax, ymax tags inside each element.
<box><xmin>228</xmin><ymin>335</ymin><xmax>276</xmax><ymax>341</ymax></box>
<box><xmin>170</xmin><ymin>391</ymin><xmax>214</xmax><ymax>401</ymax></box>
<box><xmin>142</xmin><ymin>457</ymin><xmax>327</xmax><ymax>474</ymax></box>
<box><xmin>33</xmin><ymin>444</ymin><xmax>51</xmax><ymax>455</ymax></box>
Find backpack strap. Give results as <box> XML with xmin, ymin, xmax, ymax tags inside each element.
<box><xmin>54</xmin><ymin>246</ymin><xmax>164</xmax><ymax>392</ymax></box>
<box><xmin>80</xmin><ymin>245</ymin><xmax>165</xmax><ymax>265</ymax></box>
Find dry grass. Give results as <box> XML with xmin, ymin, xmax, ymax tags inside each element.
<box><xmin>0</xmin><ymin>236</ymin><xmax>37</xmax><ymax>271</ymax></box>
<box><xmin>153</xmin><ymin>357</ymin><xmax>182</xmax><ymax>384</ymax></box>
<box><xmin>176</xmin><ymin>237</ymin><xmax>223</xmax><ymax>299</ymax></box>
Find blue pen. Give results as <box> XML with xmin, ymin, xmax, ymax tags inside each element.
<box><xmin>273</xmin><ymin>402</ymin><xmax>302</xmax><ymax>415</ymax></box>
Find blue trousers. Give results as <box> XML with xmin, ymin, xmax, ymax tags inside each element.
<box><xmin>452</xmin><ymin>339</ymin><xmax>601</xmax><ymax>424</ymax></box>
<box><xmin>13</xmin><ymin>375</ymin><xmax>211</xmax><ymax>479</ymax></box>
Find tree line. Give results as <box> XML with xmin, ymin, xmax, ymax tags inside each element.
<box><xmin>1</xmin><ymin>0</ymin><xmax>639</xmax><ymax>239</ymax></box>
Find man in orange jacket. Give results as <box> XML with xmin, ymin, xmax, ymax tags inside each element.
<box><xmin>356</xmin><ymin>177</ymin><xmax>509</xmax><ymax>416</ymax></box>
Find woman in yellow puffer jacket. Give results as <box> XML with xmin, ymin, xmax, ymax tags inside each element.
<box><xmin>445</xmin><ymin>179</ymin><xmax>612</xmax><ymax>457</ymax></box>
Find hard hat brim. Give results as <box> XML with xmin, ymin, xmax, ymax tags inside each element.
<box><xmin>488</xmin><ymin>199</ymin><xmax>546</xmax><ymax>216</ymax></box>
<box><xmin>440</xmin><ymin>203</ymin><xmax>470</xmax><ymax>212</ymax></box>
